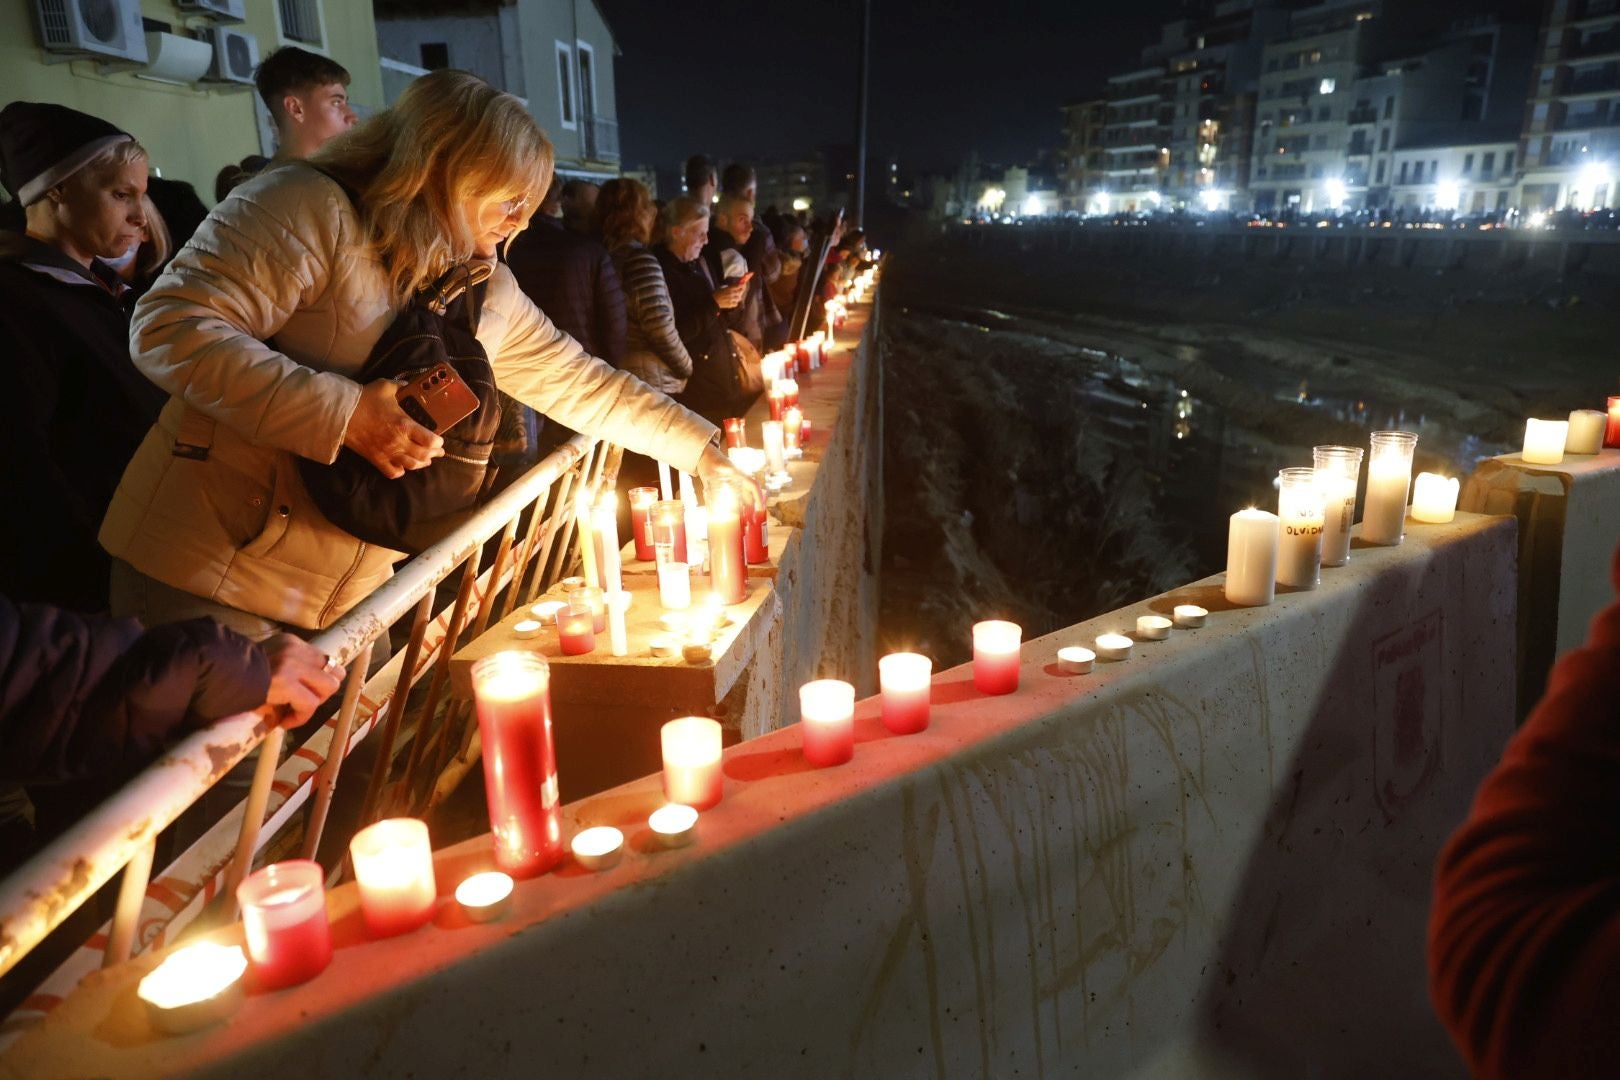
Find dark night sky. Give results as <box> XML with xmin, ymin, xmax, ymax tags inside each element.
<box><xmin>599</xmin><ymin>0</ymin><xmax>1184</xmax><ymax>176</ymax></box>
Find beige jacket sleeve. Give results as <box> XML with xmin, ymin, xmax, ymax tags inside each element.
<box><xmin>129</xmin><ymin>167</ymin><xmax>361</xmax><ymax>464</ymax></box>
<box><xmin>478</xmin><ymin>265</ymin><xmax>719</xmax><ymax>473</ymax></box>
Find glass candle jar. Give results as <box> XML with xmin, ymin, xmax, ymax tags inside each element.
<box><xmin>470</xmin><ymin>652</ymin><xmax>563</xmax><ymax>877</ymax></box>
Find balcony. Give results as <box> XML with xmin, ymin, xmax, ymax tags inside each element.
<box><xmin>1569</xmin><ymin>27</ymin><xmax>1620</xmax><ymax>57</ymax></box>
<box><xmin>581</xmin><ymin>114</ymin><xmax>619</xmax><ymax>164</ymax></box>
<box><xmin>1562</xmin><ymin>66</ymin><xmax>1620</xmax><ymax>97</ymax></box>
<box><xmin>1346</xmin><ymin>106</ymin><xmax>1378</xmax><ymax>125</ymax></box>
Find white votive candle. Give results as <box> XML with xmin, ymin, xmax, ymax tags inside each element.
<box><xmin>1362</xmin><ymin>431</ymin><xmax>1418</xmax><ymax>546</ymax></box>
<box><xmin>454</xmin><ymin>871</ymin><xmax>513</xmax><ymax>923</ymax></box>
<box><xmin>1225</xmin><ymin>507</ymin><xmax>1279</xmax><ymax>607</ymax></box>
<box><xmin>570</xmin><ymin>827</ymin><xmax>624</xmax><ymax>871</ymax></box>
<box><xmin>1522</xmin><ymin>418</ymin><xmax>1568</xmax><ymax>465</ymax></box>
<box><xmin>661</xmin><ymin>716</ymin><xmax>723</xmax><ymax>809</ymax></box>
<box><xmin>1136</xmin><ymin>615</ymin><xmax>1172</xmax><ymax>640</ymax></box>
<box><xmin>1095</xmin><ymin>633</ymin><xmax>1134</xmax><ymax>661</ymax></box>
<box><xmin>1409</xmin><ymin>472</ymin><xmax>1460</xmax><ymax>523</ymax></box>
<box><xmin>1172</xmin><ymin>605</ymin><xmax>1208</xmax><ymax>628</ymax></box>
<box><xmin>1276</xmin><ymin>467</ymin><xmax>1325</xmax><ymax>589</ymax></box>
<box><xmin>349</xmin><ymin>818</ymin><xmax>437</xmax><ymax>938</ymax></box>
<box><xmin>648</xmin><ymin>804</ymin><xmax>699</xmax><ymax>848</ymax></box>
<box><xmin>657</xmin><ymin>561</ymin><xmax>691</xmax><ymax>610</ymax></box>
<box><xmin>1313</xmin><ymin>445</ymin><xmax>1363</xmax><ymax>568</ymax></box>
<box><xmin>1568</xmin><ymin>409</ymin><xmax>1607</xmax><ymax>455</ymax></box>
<box><xmin>1057</xmin><ymin>646</ymin><xmax>1095</xmax><ymax>673</ymax></box>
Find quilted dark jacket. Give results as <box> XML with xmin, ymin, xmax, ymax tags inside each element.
<box><xmin>504</xmin><ymin>215</ymin><xmax>627</xmax><ymax>365</ymax></box>
<box><xmin>0</xmin><ymin>596</ymin><xmax>270</xmax><ymax>784</ymax></box>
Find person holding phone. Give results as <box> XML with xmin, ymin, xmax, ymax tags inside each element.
<box><xmin>654</xmin><ymin>195</ymin><xmax>753</xmax><ymax>425</ymax></box>
<box><xmin>702</xmin><ymin>192</ymin><xmax>772</xmax><ymax>351</ymax></box>
<box><xmin>100</xmin><ymin>71</ymin><xmax>758</xmax><ymax>638</ymax></box>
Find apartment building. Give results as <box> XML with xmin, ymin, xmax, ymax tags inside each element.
<box><xmin>1100</xmin><ymin>66</ymin><xmax>1169</xmax><ymax>210</ymax></box>
<box><xmin>1058</xmin><ymin>99</ymin><xmax>1106</xmax><ymax>213</ymax></box>
<box><xmin>1388</xmin><ymin>140</ymin><xmax>1518</xmax><ymax>213</ymax></box>
<box><xmin>1519</xmin><ymin>0</ymin><xmax>1620</xmax><ymax>211</ymax></box>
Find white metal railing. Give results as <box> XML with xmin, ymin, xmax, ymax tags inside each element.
<box><xmin>0</xmin><ymin>434</ymin><xmax>615</xmax><ymax>1038</ymax></box>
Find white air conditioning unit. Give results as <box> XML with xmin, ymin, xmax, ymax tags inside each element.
<box><xmin>201</xmin><ymin>26</ymin><xmax>258</xmax><ymax>85</ymax></box>
<box><xmin>177</xmin><ymin>0</ymin><xmax>245</xmax><ymax>23</ymax></box>
<box><xmin>33</xmin><ymin>0</ymin><xmax>148</xmax><ymax>63</ymax></box>
<box><xmin>140</xmin><ymin>30</ymin><xmax>212</xmax><ymax>85</ymax></box>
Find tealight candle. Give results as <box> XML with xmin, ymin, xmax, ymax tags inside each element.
<box><xmin>1522</xmin><ymin>418</ymin><xmax>1568</xmax><ymax>465</ymax></box>
<box><xmin>628</xmin><ymin>487</ymin><xmax>659</xmax><ymax>561</ymax></box>
<box><xmin>1568</xmin><ymin>409</ymin><xmax>1606</xmax><ymax>455</ymax></box>
<box><xmin>512</xmin><ymin>618</ymin><xmax>542</xmax><ymax>639</ymax></box>
<box><xmin>1172</xmin><ymin>605</ymin><xmax>1208</xmax><ymax>628</ymax></box>
<box><xmin>529</xmin><ymin>599</ymin><xmax>566</xmax><ymax>624</ymax></box>
<box><xmin>1409</xmin><ymin>472</ymin><xmax>1460</xmax><ymax>523</ymax></box>
<box><xmin>349</xmin><ymin>817</ymin><xmax>437</xmax><ymax>938</ymax></box>
<box><xmin>1095</xmin><ymin>634</ymin><xmax>1134</xmax><ymax>661</ymax></box>
<box><xmin>1362</xmin><ymin>431</ymin><xmax>1418</xmax><ymax>545</ymax></box>
<box><xmin>237</xmin><ymin>860</ymin><xmax>332</xmax><ymax>990</ymax></box>
<box><xmin>661</xmin><ymin>716</ymin><xmax>724</xmax><ymax>809</ymax></box>
<box><xmin>1225</xmin><ymin>507</ymin><xmax>1279</xmax><ymax>607</ymax></box>
<box><xmin>649</xmin><ymin>634</ymin><xmax>679</xmax><ymax>658</ymax></box>
<box><xmin>1276</xmin><ymin>467</ymin><xmax>1325</xmax><ymax>590</ymax></box>
<box><xmin>470</xmin><ymin>652</ymin><xmax>563</xmax><ymax>877</ymax></box>
<box><xmin>1312</xmin><ymin>445</ymin><xmax>1363</xmax><ymax>568</ymax></box>
<box><xmin>454</xmin><ymin>871</ymin><xmax>513</xmax><ymax>923</ymax></box>
<box><xmin>138</xmin><ymin>942</ymin><xmax>247</xmax><ymax>1035</ymax></box>
<box><xmin>648</xmin><ymin>804</ymin><xmax>698</xmax><ymax>848</ymax></box>
<box><xmin>972</xmin><ymin>620</ymin><xmax>1022</xmax><ymax>695</ymax></box>
<box><xmin>1136</xmin><ymin>615</ymin><xmax>1172</xmax><ymax>640</ymax></box>
<box><xmin>878</xmin><ymin>652</ymin><xmax>932</xmax><ymax>734</ymax></box>
<box><xmin>682</xmin><ymin>640</ymin><xmax>712</xmax><ymax>664</ymax></box>
<box><xmin>570</xmin><ymin>826</ymin><xmax>624</xmax><ymax>871</ymax></box>
<box><xmin>800</xmin><ymin>679</ymin><xmax>856</xmax><ymax>766</ymax></box>
<box><xmin>1057</xmin><ymin>646</ymin><xmax>1095</xmax><ymax>674</ymax></box>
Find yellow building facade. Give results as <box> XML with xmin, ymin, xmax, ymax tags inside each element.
<box><xmin>1</xmin><ymin>1</ymin><xmax>382</xmax><ymax>204</ymax></box>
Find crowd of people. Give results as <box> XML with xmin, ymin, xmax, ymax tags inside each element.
<box><xmin>0</xmin><ymin>50</ymin><xmax>871</xmax><ymax>867</ymax></box>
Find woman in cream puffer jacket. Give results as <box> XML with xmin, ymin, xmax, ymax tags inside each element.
<box><xmin>100</xmin><ymin>74</ymin><xmax>737</xmax><ymax>632</ymax></box>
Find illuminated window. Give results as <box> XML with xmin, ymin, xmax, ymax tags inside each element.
<box><xmin>1319</xmin><ymin>78</ymin><xmax>1337</xmax><ymax>95</ymax></box>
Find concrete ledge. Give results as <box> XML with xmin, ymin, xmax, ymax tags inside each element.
<box><xmin>1</xmin><ymin>512</ymin><xmax>1516</xmax><ymax>1079</ymax></box>
<box><xmin>1461</xmin><ymin>448</ymin><xmax>1620</xmax><ymax>714</ymax></box>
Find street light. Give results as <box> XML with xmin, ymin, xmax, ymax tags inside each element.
<box><xmin>1435</xmin><ymin>180</ymin><xmax>1461</xmax><ymax>212</ymax></box>
<box><xmin>1323</xmin><ymin>177</ymin><xmax>1348</xmax><ymax>210</ymax></box>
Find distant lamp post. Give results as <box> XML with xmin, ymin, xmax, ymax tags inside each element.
<box><xmin>1021</xmin><ymin>192</ymin><xmax>1046</xmax><ymax>217</ymax></box>
<box><xmin>1435</xmin><ymin>179</ymin><xmax>1462</xmax><ymax>212</ymax></box>
<box><xmin>1574</xmin><ymin>162</ymin><xmax>1611</xmax><ymax>210</ymax></box>
<box><xmin>791</xmin><ymin>197</ymin><xmax>811</xmax><ymax>212</ymax></box>
<box><xmin>1323</xmin><ymin>177</ymin><xmax>1348</xmax><ymax>211</ymax></box>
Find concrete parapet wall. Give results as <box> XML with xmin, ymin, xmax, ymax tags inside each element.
<box><xmin>2</xmin><ymin>513</ymin><xmax>1517</xmax><ymax>1079</ymax></box>
<box><xmin>1461</xmin><ymin>448</ymin><xmax>1620</xmax><ymax>715</ymax></box>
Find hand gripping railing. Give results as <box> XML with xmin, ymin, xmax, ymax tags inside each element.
<box><xmin>0</xmin><ymin>434</ymin><xmax>616</xmax><ymax>998</ymax></box>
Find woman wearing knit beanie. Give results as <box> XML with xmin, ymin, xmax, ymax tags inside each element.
<box><xmin>0</xmin><ymin>101</ymin><xmax>166</xmax><ymax>613</ymax></box>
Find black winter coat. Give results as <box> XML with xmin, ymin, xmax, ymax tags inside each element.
<box><xmin>0</xmin><ymin>234</ymin><xmax>165</xmax><ymax>612</ymax></box>
<box><xmin>654</xmin><ymin>243</ymin><xmax>750</xmax><ymax>425</ymax></box>
<box><xmin>0</xmin><ymin>596</ymin><xmax>270</xmax><ymax>784</ymax></box>
<box><xmin>505</xmin><ymin>216</ymin><xmax>628</xmax><ymax>365</ymax></box>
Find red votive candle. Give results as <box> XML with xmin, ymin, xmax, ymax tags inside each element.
<box><xmin>801</xmin><ymin>418</ymin><xmax>813</xmax><ymax>443</ymax></box>
<box><xmin>743</xmin><ymin>503</ymin><xmax>768</xmax><ymax>564</ymax></box>
<box><xmin>566</xmin><ymin>584</ymin><xmax>606</xmax><ymax>633</ymax></box>
<box><xmin>661</xmin><ymin>716</ymin><xmax>723</xmax><ymax>809</ymax></box>
<box><xmin>768</xmin><ymin>386</ymin><xmax>786</xmax><ymax>421</ymax></box>
<box><xmin>237</xmin><ymin>860</ymin><xmax>332</xmax><ymax>990</ymax></box>
<box><xmin>795</xmin><ymin>342</ymin><xmax>810</xmax><ymax>370</ymax></box>
<box><xmin>972</xmin><ymin>620</ymin><xmax>1022</xmax><ymax>695</ymax></box>
<box><xmin>800</xmin><ymin>679</ymin><xmax>856</xmax><ymax>766</ymax></box>
<box><xmin>707</xmin><ymin>483</ymin><xmax>747</xmax><ymax>604</ymax></box>
<box><xmin>879</xmin><ymin>652</ymin><xmax>933</xmax><ymax>734</ymax></box>
<box><xmin>722</xmin><ymin>418</ymin><xmax>747</xmax><ymax>449</ymax></box>
<box><xmin>1607</xmin><ymin>396</ymin><xmax>1620</xmax><ymax>448</ymax></box>
<box><xmin>349</xmin><ymin>818</ymin><xmax>437</xmax><ymax>938</ymax></box>
<box><xmin>651</xmin><ymin>499</ymin><xmax>687</xmax><ymax>564</ymax></box>
<box><xmin>628</xmin><ymin>487</ymin><xmax>658</xmax><ymax>561</ymax></box>
<box><xmin>558</xmin><ymin>601</ymin><xmax>596</xmax><ymax>655</ymax></box>
<box><xmin>471</xmin><ymin>652</ymin><xmax>563</xmax><ymax>877</ymax></box>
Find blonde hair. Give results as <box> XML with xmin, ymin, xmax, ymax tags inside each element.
<box><xmin>310</xmin><ymin>70</ymin><xmax>553</xmax><ymax>299</ymax></box>
<box><xmin>137</xmin><ymin>193</ymin><xmax>170</xmax><ymax>276</ymax></box>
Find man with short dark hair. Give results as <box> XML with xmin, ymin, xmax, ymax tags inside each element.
<box><xmin>560</xmin><ymin>179</ymin><xmax>598</xmax><ymax>235</ymax></box>
<box><xmin>684</xmin><ymin>155</ymin><xmax>716</xmax><ymax>206</ymax></box>
<box><xmin>720</xmin><ymin>162</ymin><xmax>755</xmax><ymax>202</ymax></box>
<box><xmin>253</xmin><ymin>46</ymin><xmax>356</xmax><ymax>161</ymax></box>
<box><xmin>718</xmin><ymin>161</ymin><xmax>784</xmax><ymax>347</ymax></box>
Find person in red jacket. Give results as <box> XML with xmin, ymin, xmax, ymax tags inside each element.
<box><xmin>1430</xmin><ymin>543</ymin><xmax>1620</xmax><ymax>1077</ymax></box>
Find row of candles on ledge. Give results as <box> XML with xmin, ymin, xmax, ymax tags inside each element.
<box><xmin>133</xmin><ymin>269</ymin><xmax>885</xmax><ymax>1031</ymax></box>
<box><xmin>1518</xmin><ymin>398</ymin><xmax>1620</xmax><ymax>464</ymax></box>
